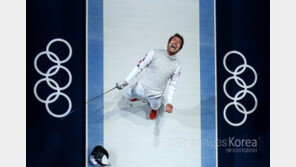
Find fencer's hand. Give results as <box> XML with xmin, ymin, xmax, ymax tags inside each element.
<box><xmin>166</xmin><ymin>103</ymin><xmax>173</xmax><ymax>113</ymax></box>
<box><xmin>116</xmin><ymin>81</ymin><xmax>128</xmax><ymax>90</ymax></box>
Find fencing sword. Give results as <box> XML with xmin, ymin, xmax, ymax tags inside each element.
<box><xmin>61</xmin><ymin>86</ymin><xmax>117</xmax><ymax>119</ymax></box>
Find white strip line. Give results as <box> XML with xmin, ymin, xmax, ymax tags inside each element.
<box><xmin>214</xmin><ymin>0</ymin><xmax>218</xmax><ymax>166</ymax></box>
<box><xmin>85</xmin><ymin>0</ymin><xmax>89</xmax><ymax>166</ymax></box>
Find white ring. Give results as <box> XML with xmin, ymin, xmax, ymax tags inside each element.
<box><xmin>33</xmin><ymin>78</ymin><xmax>60</xmax><ymax>103</ymax></box>
<box><xmin>234</xmin><ymin>64</ymin><xmax>258</xmax><ymax>89</ymax></box>
<box><xmin>223</xmin><ymin>102</ymin><xmax>248</xmax><ymax>127</ymax></box>
<box><xmin>45</xmin><ymin>92</ymin><xmax>72</xmax><ymax>118</ymax></box>
<box><xmin>234</xmin><ymin>90</ymin><xmax>258</xmax><ymax>114</ymax></box>
<box><xmin>46</xmin><ymin>65</ymin><xmax>72</xmax><ymax>91</ymax></box>
<box><xmin>223</xmin><ymin>76</ymin><xmax>247</xmax><ymax>101</ymax></box>
<box><xmin>46</xmin><ymin>38</ymin><xmax>72</xmax><ymax>64</ymax></box>
<box><xmin>34</xmin><ymin>51</ymin><xmax>61</xmax><ymax>77</ymax></box>
<box><xmin>223</xmin><ymin>50</ymin><xmax>247</xmax><ymax>75</ymax></box>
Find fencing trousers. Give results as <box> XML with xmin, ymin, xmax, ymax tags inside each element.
<box><xmin>123</xmin><ymin>82</ymin><xmax>161</xmax><ymax>110</ymax></box>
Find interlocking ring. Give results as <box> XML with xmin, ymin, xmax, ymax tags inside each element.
<box><xmin>33</xmin><ymin>38</ymin><xmax>72</xmax><ymax>118</ymax></box>
<box><xmin>223</xmin><ymin>50</ymin><xmax>258</xmax><ymax>126</ymax></box>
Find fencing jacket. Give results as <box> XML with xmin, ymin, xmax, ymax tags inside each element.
<box><xmin>125</xmin><ymin>49</ymin><xmax>181</xmax><ymax>103</ymax></box>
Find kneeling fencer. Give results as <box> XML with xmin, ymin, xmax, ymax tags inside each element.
<box><xmin>116</xmin><ymin>33</ymin><xmax>184</xmax><ymax>119</ymax></box>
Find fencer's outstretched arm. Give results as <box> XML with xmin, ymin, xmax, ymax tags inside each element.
<box><xmin>116</xmin><ymin>50</ymin><xmax>154</xmax><ymax>90</ymax></box>
<box><xmin>167</xmin><ymin>65</ymin><xmax>181</xmax><ymax>104</ymax></box>
<box><xmin>125</xmin><ymin>50</ymin><xmax>155</xmax><ymax>83</ymax></box>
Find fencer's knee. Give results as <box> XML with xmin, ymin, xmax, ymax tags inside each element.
<box><xmin>123</xmin><ymin>89</ymin><xmax>132</xmax><ymax>99</ymax></box>
<box><xmin>150</xmin><ymin>104</ymin><xmax>161</xmax><ymax>110</ymax></box>
<box><xmin>149</xmin><ymin>100</ymin><xmax>161</xmax><ymax>110</ymax></box>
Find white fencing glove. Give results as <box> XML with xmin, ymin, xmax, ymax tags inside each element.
<box><xmin>116</xmin><ymin>81</ymin><xmax>128</xmax><ymax>90</ymax></box>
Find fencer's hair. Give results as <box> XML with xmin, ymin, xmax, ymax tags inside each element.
<box><xmin>168</xmin><ymin>33</ymin><xmax>184</xmax><ymax>50</ymax></box>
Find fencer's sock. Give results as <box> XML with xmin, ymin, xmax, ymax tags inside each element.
<box><xmin>130</xmin><ymin>98</ymin><xmax>138</xmax><ymax>102</ymax></box>
<box><xmin>149</xmin><ymin>109</ymin><xmax>158</xmax><ymax>119</ymax></box>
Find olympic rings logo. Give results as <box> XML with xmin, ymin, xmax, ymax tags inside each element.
<box><xmin>223</xmin><ymin>51</ymin><xmax>258</xmax><ymax>127</ymax></box>
<box><xmin>33</xmin><ymin>38</ymin><xmax>72</xmax><ymax>118</ymax></box>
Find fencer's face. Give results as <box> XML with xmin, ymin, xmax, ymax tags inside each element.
<box><xmin>167</xmin><ymin>36</ymin><xmax>182</xmax><ymax>55</ymax></box>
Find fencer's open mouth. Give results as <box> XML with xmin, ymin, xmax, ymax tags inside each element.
<box><xmin>171</xmin><ymin>45</ymin><xmax>176</xmax><ymax>49</ymax></box>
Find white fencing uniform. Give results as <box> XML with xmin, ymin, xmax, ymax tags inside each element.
<box><xmin>124</xmin><ymin>49</ymin><xmax>181</xmax><ymax>110</ymax></box>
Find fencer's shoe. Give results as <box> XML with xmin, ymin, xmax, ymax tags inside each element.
<box><xmin>149</xmin><ymin>109</ymin><xmax>158</xmax><ymax>119</ymax></box>
<box><xmin>129</xmin><ymin>98</ymin><xmax>138</xmax><ymax>107</ymax></box>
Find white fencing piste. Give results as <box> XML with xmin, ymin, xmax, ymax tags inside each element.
<box><xmin>103</xmin><ymin>0</ymin><xmax>201</xmax><ymax>166</ymax></box>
